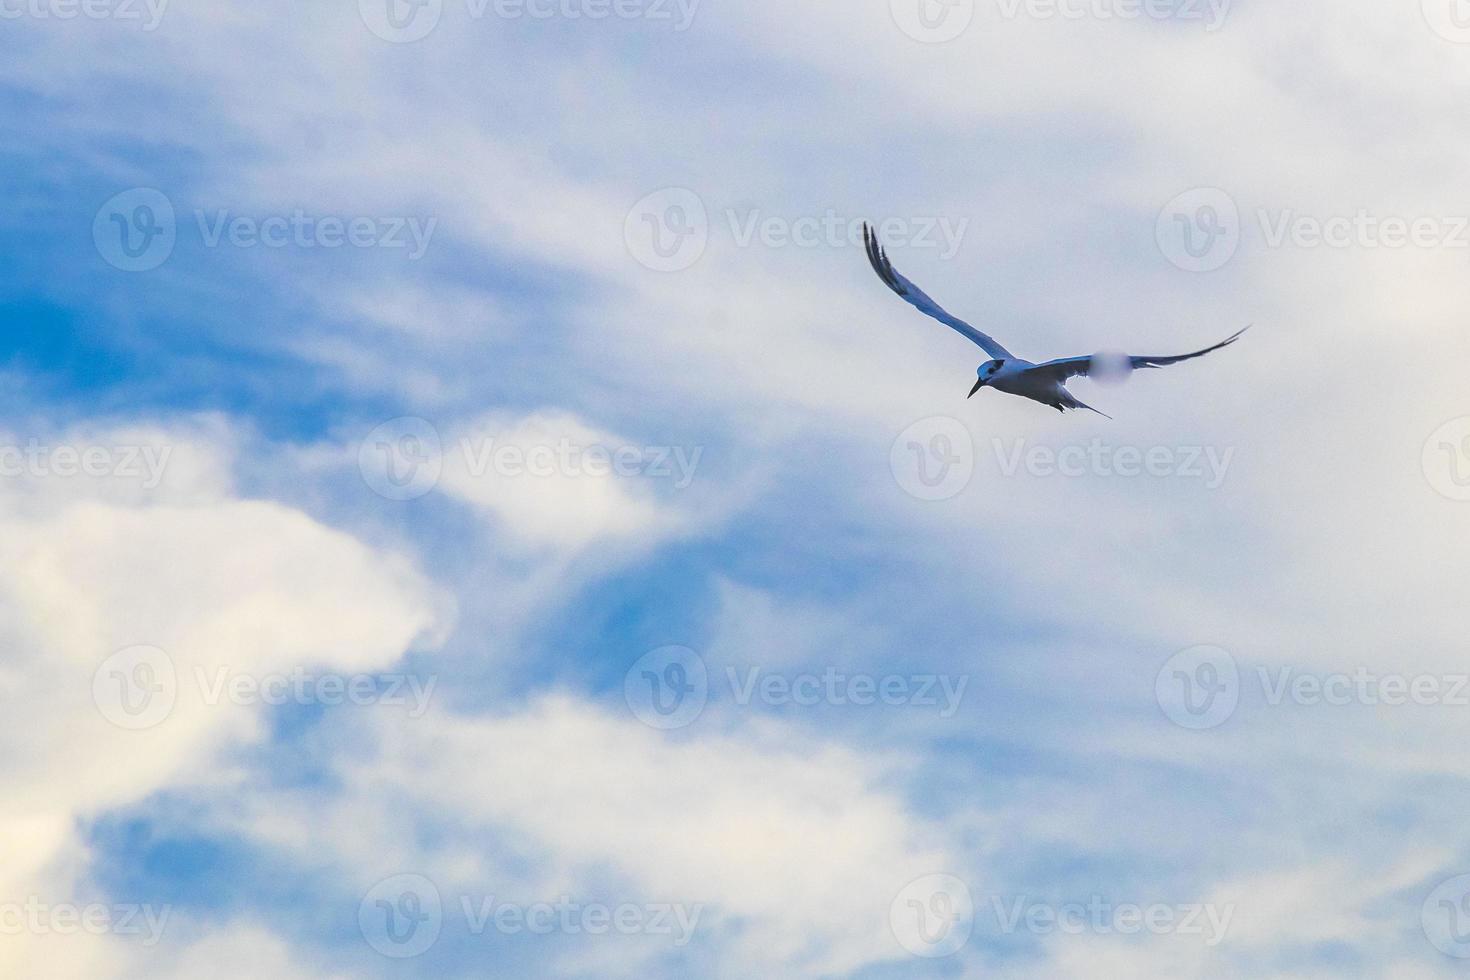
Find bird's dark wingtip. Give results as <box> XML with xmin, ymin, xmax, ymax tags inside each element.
<box><xmin>862</xmin><ymin>220</ymin><xmax>904</xmax><ymax>294</ymax></box>
<box><xmin>1215</xmin><ymin>324</ymin><xmax>1251</xmax><ymax>351</ymax></box>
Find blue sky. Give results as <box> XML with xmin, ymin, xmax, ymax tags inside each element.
<box><xmin>4</xmin><ymin>1</ymin><xmax>1470</xmax><ymax>977</ymax></box>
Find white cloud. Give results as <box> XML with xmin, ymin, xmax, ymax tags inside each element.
<box><xmin>0</xmin><ymin>421</ymin><xmax>445</xmax><ymax>978</ymax></box>
<box><xmin>149</xmin><ymin>924</ymin><xmax>354</xmax><ymax>980</ymax></box>
<box><xmin>224</xmin><ymin>694</ymin><xmax>955</xmax><ymax>977</ymax></box>
<box><xmin>6</xmin><ymin>1</ymin><xmax>1470</xmax><ymax>976</ymax></box>
<box><xmin>1033</xmin><ymin>856</ymin><xmax>1457</xmax><ymax>980</ymax></box>
<box><xmin>439</xmin><ymin>410</ymin><xmax>692</xmax><ymax>552</ymax></box>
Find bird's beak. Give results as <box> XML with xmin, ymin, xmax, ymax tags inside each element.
<box><xmin>967</xmin><ymin>378</ymin><xmax>986</xmax><ymax>398</ymax></box>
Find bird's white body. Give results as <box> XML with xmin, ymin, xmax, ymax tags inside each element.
<box><xmin>986</xmin><ymin>360</ymin><xmax>1065</xmax><ymax>403</ymax></box>
<box><xmin>862</xmin><ymin>223</ymin><xmax>1246</xmax><ymax>417</ymax></box>
<box><xmin>978</xmin><ymin>357</ymin><xmax>1102</xmax><ymax>414</ymax></box>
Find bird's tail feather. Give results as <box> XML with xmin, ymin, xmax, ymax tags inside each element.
<box><xmin>1055</xmin><ymin>390</ymin><xmax>1111</xmax><ymax>419</ymax></box>
<box><xmin>1073</xmin><ymin>399</ymin><xmax>1112</xmax><ymax>420</ymax></box>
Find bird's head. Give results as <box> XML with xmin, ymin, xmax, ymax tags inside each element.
<box><xmin>968</xmin><ymin>359</ymin><xmax>1005</xmax><ymax>398</ymax></box>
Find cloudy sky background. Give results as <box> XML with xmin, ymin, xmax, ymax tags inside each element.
<box><xmin>4</xmin><ymin>0</ymin><xmax>1470</xmax><ymax>975</ymax></box>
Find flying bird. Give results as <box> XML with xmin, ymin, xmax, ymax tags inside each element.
<box><xmin>862</xmin><ymin>223</ymin><xmax>1246</xmax><ymax>418</ymax></box>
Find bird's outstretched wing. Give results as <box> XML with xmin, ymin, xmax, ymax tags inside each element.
<box><xmin>1022</xmin><ymin>326</ymin><xmax>1250</xmax><ymax>383</ymax></box>
<box><xmin>863</xmin><ymin>222</ymin><xmax>1013</xmax><ymax>360</ymax></box>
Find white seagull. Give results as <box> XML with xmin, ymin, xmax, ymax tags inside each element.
<box><xmin>863</xmin><ymin>223</ymin><xmax>1247</xmax><ymax>418</ymax></box>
